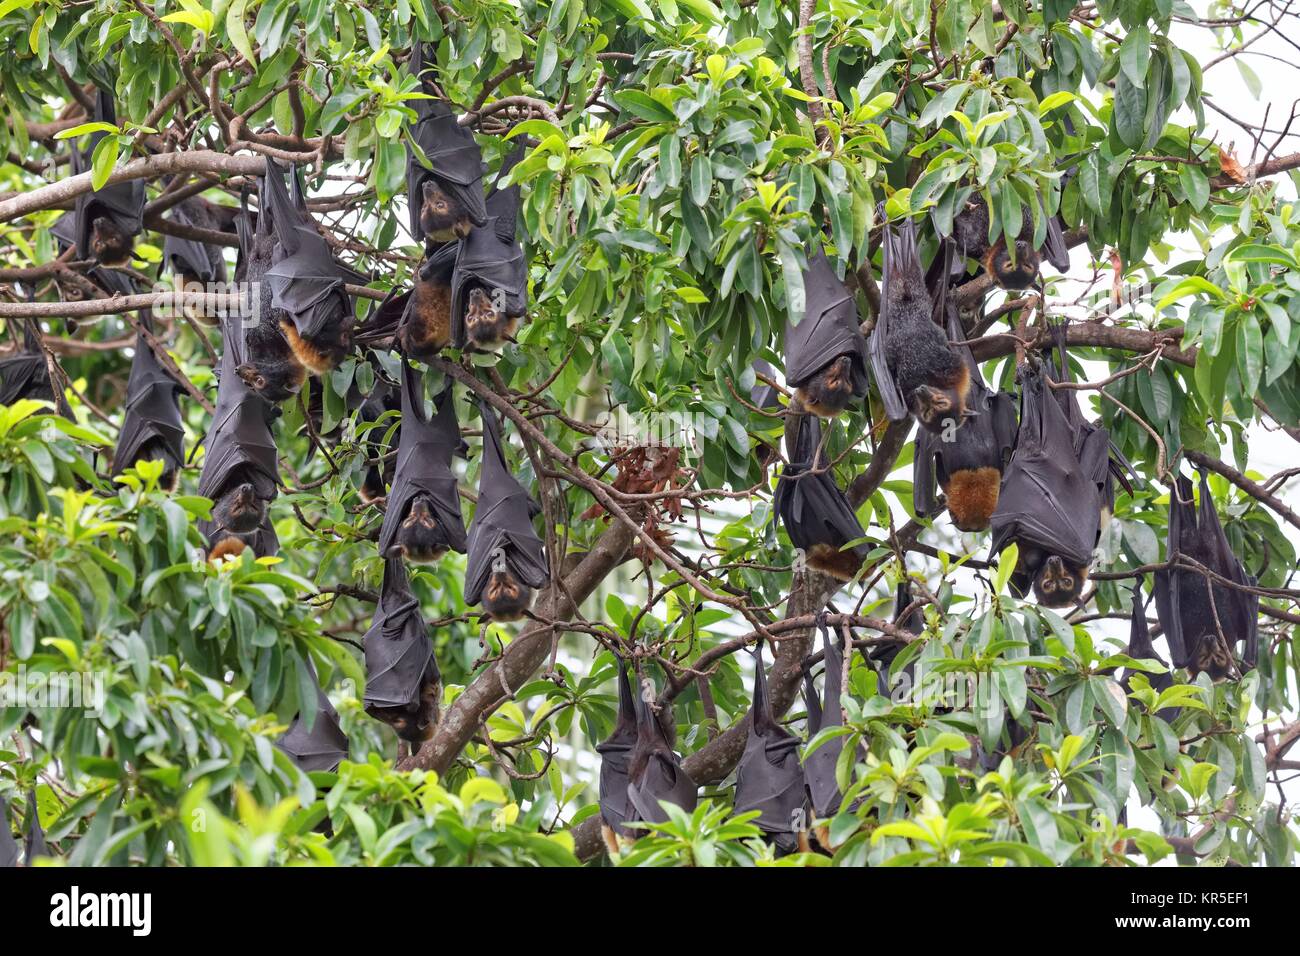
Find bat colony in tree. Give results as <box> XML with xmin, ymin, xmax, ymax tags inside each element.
<box><xmin>0</xmin><ymin>43</ymin><xmax>1268</xmax><ymax>862</ymax></box>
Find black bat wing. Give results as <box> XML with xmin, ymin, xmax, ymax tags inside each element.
<box><xmin>1153</xmin><ymin>474</ymin><xmax>1196</xmax><ymax>668</ymax></box>
<box><xmin>733</xmin><ymin>640</ymin><xmax>806</xmax><ymax>845</ymax></box>
<box><xmin>595</xmin><ymin>658</ymin><xmax>639</xmax><ymax>837</ymax></box>
<box><xmin>1195</xmin><ymin>471</ymin><xmax>1260</xmax><ymax>669</ymax></box>
<box><xmin>72</xmin><ymin>90</ymin><xmax>145</xmax><ymax>259</ymax></box>
<box><xmin>278</xmin><ymin>668</ymin><xmax>350</xmax><ymax>774</ymax></box>
<box><xmin>784</xmin><ymin>247</ymin><xmax>869</xmax><ymax>394</ymax></box>
<box><xmin>112</xmin><ymin>329</ymin><xmax>186</xmax><ymax>477</ymax></box>
<box><xmin>406</xmin><ymin>99</ymin><xmax>488</xmax><ymax>241</ymax></box>
<box><xmin>377</xmin><ymin>362</ymin><xmax>467</xmax><ymax>555</ymax></box>
<box><xmin>22</xmin><ymin>790</ymin><xmax>48</xmax><ymax>862</ymax></box>
<box><xmin>1042</xmin><ymin>207</ymin><xmax>1071</xmax><ymax>272</ymax></box>
<box><xmin>1120</xmin><ymin>582</ymin><xmax>1179</xmax><ymax>722</ymax></box>
<box><xmin>626</xmin><ymin>676</ymin><xmax>697</xmax><ymax>825</ymax></box>
<box><xmin>988</xmin><ymin>364</ymin><xmax>1100</xmax><ymax>569</ymax></box>
<box><xmin>803</xmin><ymin>622</ymin><xmax>846</xmax><ymax>818</ymax></box>
<box><xmin>463</xmin><ymin>401</ymin><xmax>548</xmax><ymax>603</ymax></box>
<box><xmin>196</xmin><ymin>311</ymin><xmax>280</xmax><ymax>501</ymax></box>
<box><xmin>868</xmin><ymin>224</ymin><xmax>912</xmax><ymax>422</ymax></box>
<box><xmin>0</xmin><ymin>353</ymin><xmax>47</xmax><ymax>406</ymax></box>
<box><xmin>0</xmin><ymin>798</ymin><xmax>18</xmax><ymax>867</ymax></box>
<box><xmin>773</xmin><ymin>414</ymin><xmax>868</xmax><ymax>559</ymax></box>
<box><xmin>162</xmin><ymin>201</ymin><xmax>228</xmax><ymax>284</ymax></box>
<box><xmin>363</xmin><ymin>559</ymin><xmax>438</xmax><ymax>711</ymax></box>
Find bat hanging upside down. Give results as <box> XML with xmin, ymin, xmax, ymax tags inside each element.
<box><xmin>870</xmin><ymin>217</ymin><xmax>973</xmax><ymax>434</ymax></box>
<box><xmin>795</xmin><ymin>354</ymin><xmax>857</xmax><ymax>419</ymax></box>
<box><xmin>368</xmin><ymin>677</ymin><xmax>441</xmax><ymax>745</ymax></box>
<box><xmin>210</xmin><ymin>477</ymin><xmax>269</xmax><ymax>536</ymax></box>
<box><xmin>463</xmin><ymin>286</ymin><xmax>521</xmax><ymax>352</ymax></box>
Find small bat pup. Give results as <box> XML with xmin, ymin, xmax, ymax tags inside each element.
<box><xmin>405</xmin><ymin>41</ymin><xmax>488</xmax><ymax>246</ymax></box>
<box><xmin>197</xmin><ymin>308</ymin><xmax>282</xmax><ymax>561</ymax></box>
<box><xmin>1154</xmin><ymin>472</ymin><xmax>1260</xmax><ymax>681</ymax></box>
<box><xmin>463</xmin><ymin>401</ymin><xmax>549</xmax><ymax>621</ymax></box>
<box><xmin>377</xmin><ymin>360</ymin><xmax>468</xmax><ymax>564</ymax></box>
<box><xmin>782</xmin><ymin>248</ymin><xmax>870</xmax><ymax>418</ymax></box>
<box><xmin>363</xmin><ymin>558</ymin><xmax>442</xmax><ymax>744</ymax></box>
<box><xmin>263</xmin><ymin>159</ymin><xmax>367</xmax><ymax>375</ymax></box>
<box><xmin>596</xmin><ymin>657</ymin><xmax>640</xmax><ymax>855</ymax></box>
<box><xmin>869</xmin><ymin>216</ymin><xmax>972</xmax><ymax>434</ymax></box>
<box><xmin>733</xmin><ymin>639</ymin><xmax>809</xmax><ymax>856</ymax></box>
<box><xmin>913</xmin><ymin>300</ymin><xmax>1019</xmax><ymax>532</ymax></box>
<box><xmin>111</xmin><ymin>311</ymin><xmax>186</xmax><ymax>491</ymax></box>
<box><xmin>232</xmin><ymin>188</ymin><xmax>307</xmax><ymax>404</ymax></box>
<box><xmin>162</xmin><ymin>194</ymin><xmax>238</xmax><ymax>292</ymax></box>
<box><xmin>447</xmin><ymin>146</ymin><xmax>529</xmax><ymax>353</ymax></box>
<box><xmin>988</xmin><ymin>361</ymin><xmax>1103</xmax><ymax>608</ymax></box>
<box><xmin>773</xmin><ymin>412</ymin><xmax>870</xmax><ymax>582</ymax></box>
<box><xmin>70</xmin><ymin>89</ymin><xmax>145</xmax><ymax>267</ymax></box>
<box><xmin>277</xmin><ymin>662</ymin><xmax>351</xmax><ymax>774</ymax></box>
<box><xmin>358</xmin><ymin>247</ymin><xmax>456</xmax><ymax>361</ymax></box>
<box><xmin>944</xmin><ymin>192</ymin><xmax>1071</xmax><ymax>290</ymax></box>
<box><xmin>624</xmin><ymin>670</ymin><xmax>697</xmax><ymax>829</ymax></box>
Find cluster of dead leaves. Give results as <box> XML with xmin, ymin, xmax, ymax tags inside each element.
<box><xmin>580</xmin><ymin>446</ymin><xmax>688</xmax><ymax>563</ymax></box>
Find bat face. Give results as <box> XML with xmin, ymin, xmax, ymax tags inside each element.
<box><xmin>419</xmin><ymin>180</ymin><xmax>473</xmax><ymax>241</ymax></box>
<box><xmin>359</xmin><ymin>465</ymin><xmax>387</xmax><ymax>504</ymax></box>
<box><xmin>236</xmin><ymin>360</ymin><xmax>305</xmax><ymax>404</ymax></box>
<box><xmin>464</xmin><ymin>286</ymin><xmax>520</xmax><ymax>351</ymax></box>
<box><xmin>90</xmin><ymin>217</ymin><xmax>133</xmax><ymax>266</ymax></box>
<box><xmin>909</xmin><ymin>362</ymin><xmax>972</xmax><ymax>435</ymax></box>
<box><xmin>1033</xmin><ymin>553</ymin><xmax>1087</xmax><ymax>607</ymax></box>
<box><xmin>985</xmin><ymin>241</ymin><xmax>1040</xmax><ymax>291</ymax></box>
<box><xmin>212</xmin><ymin>480</ymin><xmax>268</xmax><ymax>534</ymax></box>
<box><xmin>1190</xmin><ymin>633</ymin><xmax>1235</xmax><ymax>681</ymax></box>
<box><xmin>943</xmin><ymin>466</ymin><xmax>1001</xmax><ymax>532</ymax></box>
<box><xmin>280</xmin><ymin>319</ymin><xmax>352</xmax><ymax>375</ymax></box>
<box><xmin>482</xmin><ymin>569</ymin><xmax>532</xmax><ymax>621</ymax></box>
<box><xmin>387</xmin><ymin>496</ymin><xmax>451</xmax><ymax>564</ymax></box>
<box><xmin>795</xmin><ymin>355</ymin><xmax>855</xmax><ymax>418</ymax></box>
<box><xmin>369</xmin><ymin>677</ymin><xmax>440</xmax><ymax>745</ymax></box>
<box><xmin>402</xmin><ymin>272</ymin><xmax>452</xmax><ymax>358</ymax></box>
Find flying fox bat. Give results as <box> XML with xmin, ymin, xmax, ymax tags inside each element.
<box><xmin>989</xmin><ymin>362</ymin><xmax>1102</xmax><ymax>607</ymax></box>
<box><xmin>278</xmin><ymin>666</ymin><xmax>350</xmax><ymax>773</ymax></box>
<box><xmin>263</xmin><ymin>159</ymin><xmax>367</xmax><ymax>374</ymax></box>
<box><xmin>49</xmin><ymin>211</ymin><xmax>135</xmax><ymax>308</ymax></box>
<box><xmin>0</xmin><ymin>318</ymin><xmax>65</xmax><ymax>414</ymax></box>
<box><xmin>112</xmin><ymin>313</ymin><xmax>185</xmax><ymax>491</ymax></box>
<box><xmin>363</xmin><ymin>557</ymin><xmax>441</xmax><ymax>744</ymax></box>
<box><xmin>231</xmin><ymin>186</ymin><xmax>306</xmax><ymax>404</ymax></box>
<box><xmin>448</xmin><ymin>145</ymin><xmax>529</xmax><ymax>352</ymax></box>
<box><xmin>378</xmin><ymin>361</ymin><xmax>467</xmax><ymax>564</ymax></box>
<box><xmin>945</xmin><ymin>192</ymin><xmax>1071</xmax><ymax>290</ymax></box>
<box><xmin>750</xmin><ymin>358</ymin><xmax>785</xmax><ymax>467</ymax></box>
<box><xmin>1046</xmin><ymin>318</ymin><xmax>1135</xmax><ymax>526</ymax></box>
<box><xmin>463</xmin><ymin>401</ymin><xmax>549</xmax><ymax>620</ymax></box>
<box><xmin>162</xmin><ymin>195</ymin><xmax>237</xmax><ymax>288</ymax></box>
<box><xmin>70</xmin><ymin>89</ymin><xmax>145</xmax><ymax>266</ymax></box>
<box><xmin>197</xmin><ymin>309</ymin><xmax>282</xmax><ymax>559</ymax></box>
<box><xmin>1119</xmin><ymin>581</ymin><xmax>1180</xmax><ymax>722</ymax></box>
<box><xmin>802</xmin><ymin>620</ymin><xmax>848</xmax><ymax>823</ymax></box>
<box><xmin>595</xmin><ymin>656</ymin><xmax>639</xmax><ymax>854</ymax></box>
<box><xmin>913</xmin><ymin>302</ymin><xmax>1019</xmax><ymax>532</ymax></box>
<box><xmin>773</xmin><ymin>412</ymin><xmax>869</xmax><ymax>582</ymax></box>
<box><xmin>733</xmin><ymin>639</ymin><xmax>808</xmax><ymax>855</ymax></box>
<box><xmin>869</xmin><ymin>217</ymin><xmax>972</xmax><ymax>433</ymax></box>
<box><xmin>1153</xmin><ymin>472</ymin><xmax>1259</xmax><ymax>681</ymax></box>
<box><xmin>625</xmin><ymin>672</ymin><xmax>697</xmax><ymax>828</ymax></box>
<box><xmin>783</xmin><ymin>248</ymin><xmax>869</xmax><ymax>418</ymax></box>
<box><xmin>405</xmin><ymin>42</ymin><xmax>488</xmax><ymax>244</ymax></box>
